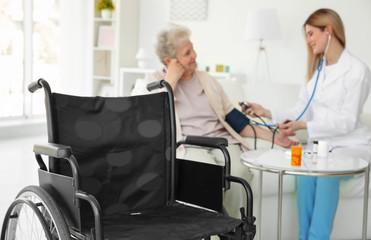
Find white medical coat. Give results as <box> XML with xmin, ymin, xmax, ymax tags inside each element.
<box><xmin>272</xmin><ymin>49</ymin><xmax>371</xmax><ymax>148</ymax></box>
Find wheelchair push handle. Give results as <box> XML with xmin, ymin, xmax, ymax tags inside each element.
<box><xmin>147</xmin><ymin>80</ymin><xmax>164</xmax><ymax>92</ymax></box>
<box><xmin>147</xmin><ymin>80</ymin><xmax>174</xmax><ymax>99</ymax></box>
<box><xmin>28</xmin><ymin>79</ymin><xmax>43</xmax><ymax>93</ymax></box>
<box><xmin>28</xmin><ymin>78</ymin><xmax>49</xmax><ymax>93</ymax></box>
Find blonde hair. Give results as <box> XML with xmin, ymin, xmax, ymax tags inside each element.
<box><xmin>303</xmin><ymin>8</ymin><xmax>346</xmax><ymax>81</ymax></box>
<box><xmin>155</xmin><ymin>23</ymin><xmax>191</xmax><ymax>66</ymax></box>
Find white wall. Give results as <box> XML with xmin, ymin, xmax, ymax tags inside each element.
<box><xmin>137</xmin><ymin>0</ymin><xmax>371</xmax><ymax>84</ymax></box>
<box><xmin>119</xmin><ymin>0</ymin><xmax>139</xmax><ymax>68</ymax></box>
<box><xmin>59</xmin><ymin>0</ymin><xmax>91</xmax><ymax>95</ymax></box>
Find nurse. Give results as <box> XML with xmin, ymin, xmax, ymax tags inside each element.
<box><xmin>243</xmin><ymin>8</ymin><xmax>371</xmax><ymax>240</ymax></box>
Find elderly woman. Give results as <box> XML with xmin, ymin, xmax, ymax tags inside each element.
<box><xmin>141</xmin><ymin>23</ymin><xmax>298</xmax><ymax>218</ymax></box>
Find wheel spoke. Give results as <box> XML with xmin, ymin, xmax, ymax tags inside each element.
<box><xmin>4</xmin><ymin>187</ymin><xmax>70</xmax><ymax>240</ymax></box>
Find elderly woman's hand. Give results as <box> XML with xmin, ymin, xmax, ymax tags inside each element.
<box><xmin>165</xmin><ymin>58</ymin><xmax>186</xmax><ymax>90</ymax></box>
<box><xmin>274</xmin><ymin>131</ymin><xmax>300</xmax><ymax>148</ymax></box>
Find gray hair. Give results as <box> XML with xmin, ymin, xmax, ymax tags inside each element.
<box><xmin>155</xmin><ymin>23</ymin><xmax>191</xmax><ymax>65</ymax></box>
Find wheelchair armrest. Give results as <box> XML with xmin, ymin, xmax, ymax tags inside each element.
<box><xmin>226</xmin><ymin>175</ymin><xmax>254</xmax><ymax>223</ymax></box>
<box><xmin>33</xmin><ymin>143</ymin><xmax>81</xmax><ymax>197</ymax></box>
<box><xmin>177</xmin><ymin>135</ymin><xmax>231</xmax><ymax>189</ymax></box>
<box><xmin>33</xmin><ymin>143</ymin><xmax>72</xmax><ymax>158</ymax></box>
<box><xmin>177</xmin><ymin>135</ymin><xmax>228</xmax><ymax>148</ymax></box>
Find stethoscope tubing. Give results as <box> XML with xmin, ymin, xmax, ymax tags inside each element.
<box><xmin>252</xmin><ymin>58</ymin><xmax>324</xmax><ymax>127</ymax></box>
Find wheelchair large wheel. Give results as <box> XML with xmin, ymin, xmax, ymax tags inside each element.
<box><xmin>1</xmin><ymin>185</ymin><xmax>70</xmax><ymax>240</ymax></box>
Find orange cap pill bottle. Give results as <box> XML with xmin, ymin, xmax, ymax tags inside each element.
<box><xmin>291</xmin><ymin>146</ymin><xmax>303</xmax><ymax>166</ymax></box>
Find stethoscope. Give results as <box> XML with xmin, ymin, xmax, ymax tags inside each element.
<box><xmin>247</xmin><ymin>33</ymin><xmax>332</xmax><ymax>128</ymax></box>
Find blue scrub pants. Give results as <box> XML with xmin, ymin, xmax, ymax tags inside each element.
<box><xmin>297</xmin><ymin>176</ymin><xmax>350</xmax><ymax>240</ymax></box>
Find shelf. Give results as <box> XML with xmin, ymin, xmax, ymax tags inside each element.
<box><xmin>94</xmin><ymin>75</ymin><xmax>112</xmax><ymax>81</ymax></box>
<box><xmin>94</xmin><ymin>47</ymin><xmax>115</xmax><ymax>51</ymax></box>
<box><xmin>208</xmin><ymin>71</ymin><xmax>231</xmax><ymax>79</ymax></box>
<box><xmin>90</xmin><ymin>0</ymin><xmax>120</xmax><ymax>95</ymax></box>
<box><xmin>94</xmin><ymin>18</ymin><xmax>115</xmax><ymax>22</ymax></box>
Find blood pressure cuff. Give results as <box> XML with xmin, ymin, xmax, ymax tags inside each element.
<box><xmin>225</xmin><ymin>108</ymin><xmax>250</xmax><ymax>133</ymax></box>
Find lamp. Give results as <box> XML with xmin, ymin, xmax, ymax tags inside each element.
<box><xmin>135</xmin><ymin>48</ymin><xmax>151</xmax><ymax>69</ymax></box>
<box><xmin>245</xmin><ymin>8</ymin><xmax>280</xmax><ymax>83</ymax></box>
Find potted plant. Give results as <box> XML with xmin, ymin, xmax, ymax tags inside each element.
<box><xmin>96</xmin><ymin>0</ymin><xmax>115</xmax><ymax>19</ymax></box>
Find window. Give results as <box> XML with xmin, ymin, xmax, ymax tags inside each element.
<box><xmin>0</xmin><ymin>0</ymin><xmax>60</xmax><ymax>118</ymax></box>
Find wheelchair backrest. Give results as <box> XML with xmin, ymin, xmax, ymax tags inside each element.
<box><xmin>50</xmin><ymin>92</ymin><xmax>172</xmax><ymax>224</ymax></box>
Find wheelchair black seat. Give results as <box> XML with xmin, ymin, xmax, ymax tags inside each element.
<box><xmin>98</xmin><ymin>202</ymin><xmax>242</xmax><ymax>239</ymax></box>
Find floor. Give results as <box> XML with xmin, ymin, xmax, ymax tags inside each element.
<box><xmin>0</xmin><ymin>134</ymin><xmax>47</xmax><ymax>226</ymax></box>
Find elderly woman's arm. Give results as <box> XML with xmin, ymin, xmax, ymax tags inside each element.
<box><xmin>239</xmin><ymin>124</ymin><xmax>299</xmax><ymax>148</ymax></box>
<box><xmin>225</xmin><ymin>107</ymin><xmax>299</xmax><ymax>148</ymax></box>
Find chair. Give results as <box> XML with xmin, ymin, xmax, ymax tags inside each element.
<box><xmin>1</xmin><ymin>78</ymin><xmax>256</xmax><ymax>240</ymax></box>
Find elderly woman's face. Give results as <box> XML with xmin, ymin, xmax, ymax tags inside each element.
<box><xmin>176</xmin><ymin>40</ymin><xmax>197</xmax><ymax>73</ymax></box>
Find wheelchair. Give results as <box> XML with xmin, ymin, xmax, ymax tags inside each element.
<box><xmin>1</xmin><ymin>78</ymin><xmax>256</xmax><ymax>240</ymax></box>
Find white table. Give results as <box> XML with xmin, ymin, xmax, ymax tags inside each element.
<box><xmin>241</xmin><ymin>149</ymin><xmax>370</xmax><ymax>240</ymax></box>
